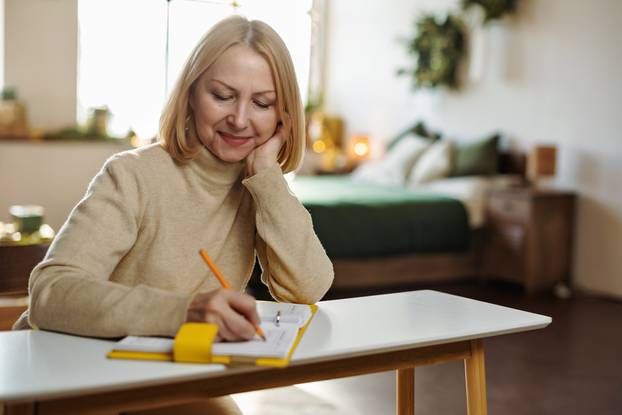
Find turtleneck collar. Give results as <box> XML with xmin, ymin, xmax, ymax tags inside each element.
<box><xmin>188</xmin><ymin>145</ymin><xmax>245</xmax><ymax>186</ymax></box>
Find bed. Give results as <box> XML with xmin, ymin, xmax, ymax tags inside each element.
<box><xmin>290</xmin><ymin>175</ymin><xmax>470</xmax><ymax>258</ymax></box>
<box><xmin>289</xmin><ymin>151</ymin><xmax>525</xmax><ymax>293</ymax></box>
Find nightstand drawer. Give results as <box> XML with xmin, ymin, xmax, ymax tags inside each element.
<box><xmin>487</xmin><ymin>195</ymin><xmax>530</xmax><ymax>223</ymax></box>
<box><xmin>483</xmin><ymin>188</ymin><xmax>576</xmax><ymax>294</ymax></box>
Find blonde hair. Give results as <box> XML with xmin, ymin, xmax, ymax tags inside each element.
<box><xmin>159</xmin><ymin>15</ymin><xmax>304</xmax><ymax>173</ymax></box>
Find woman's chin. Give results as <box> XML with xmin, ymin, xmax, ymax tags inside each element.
<box><xmin>204</xmin><ymin>136</ymin><xmax>257</xmax><ymax>163</ymax></box>
<box><xmin>214</xmin><ymin>147</ymin><xmax>253</xmax><ymax>164</ymax></box>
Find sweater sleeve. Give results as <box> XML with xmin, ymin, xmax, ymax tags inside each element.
<box><xmin>242</xmin><ymin>166</ymin><xmax>334</xmax><ymax>304</ymax></box>
<box><xmin>27</xmin><ymin>155</ymin><xmax>191</xmax><ymax>338</ymax></box>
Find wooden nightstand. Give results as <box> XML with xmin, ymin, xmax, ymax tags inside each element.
<box><xmin>0</xmin><ymin>243</ymin><xmax>49</xmax><ymax>294</ymax></box>
<box><xmin>482</xmin><ymin>187</ymin><xmax>576</xmax><ymax>294</ymax></box>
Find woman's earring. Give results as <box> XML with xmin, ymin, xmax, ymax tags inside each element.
<box><xmin>184</xmin><ymin>115</ymin><xmax>191</xmax><ymax>132</ymax></box>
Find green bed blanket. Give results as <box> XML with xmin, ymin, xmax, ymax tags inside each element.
<box><xmin>290</xmin><ymin>175</ymin><xmax>470</xmax><ymax>258</ymax></box>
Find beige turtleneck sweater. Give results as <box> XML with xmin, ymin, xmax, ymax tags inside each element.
<box><xmin>14</xmin><ymin>143</ymin><xmax>333</xmax><ymax>338</ymax></box>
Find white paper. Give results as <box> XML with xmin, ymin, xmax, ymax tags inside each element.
<box><xmin>114</xmin><ymin>336</ymin><xmax>174</xmax><ymax>353</ymax></box>
<box><xmin>257</xmin><ymin>302</ymin><xmax>312</xmax><ymax>328</ymax></box>
<box><xmin>212</xmin><ymin>322</ymin><xmax>299</xmax><ymax>359</ymax></box>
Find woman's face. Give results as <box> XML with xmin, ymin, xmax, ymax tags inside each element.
<box><xmin>190</xmin><ymin>45</ymin><xmax>280</xmax><ymax>163</ymax></box>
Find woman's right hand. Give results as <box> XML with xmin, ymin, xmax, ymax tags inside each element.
<box><xmin>185</xmin><ymin>288</ymin><xmax>261</xmax><ymax>342</ymax></box>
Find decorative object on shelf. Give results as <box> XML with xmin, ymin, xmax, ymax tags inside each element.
<box><xmin>307</xmin><ymin>111</ymin><xmax>346</xmax><ymax>172</ymax></box>
<box><xmin>0</xmin><ymin>86</ymin><xmax>29</xmax><ymax>139</ymax></box>
<box><xmin>307</xmin><ymin>111</ymin><xmax>329</xmax><ymax>153</ymax></box>
<box><xmin>1</xmin><ymin>205</ymin><xmax>55</xmax><ymax>246</ymax></box>
<box><xmin>42</xmin><ymin>126</ymin><xmax>130</xmax><ymax>142</ymax></box>
<box><xmin>42</xmin><ymin>105</ymin><xmax>133</xmax><ymax>142</ymax></box>
<box><xmin>10</xmin><ymin>205</ymin><xmax>44</xmax><ymax>234</ymax></box>
<box><xmin>324</xmin><ymin>116</ymin><xmax>344</xmax><ymax>150</ymax></box>
<box><xmin>527</xmin><ymin>144</ymin><xmax>557</xmax><ymax>186</ymax></box>
<box><xmin>461</xmin><ymin>0</ymin><xmax>519</xmax><ymax>24</ymax></box>
<box><xmin>397</xmin><ymin>14</ymin><xmax>467</xmax><ymax>90</ymax></box>
<box><xmin>86</xmin><ymin>106</ymin><xmax>111</xmax><ymax>137</ymax></box>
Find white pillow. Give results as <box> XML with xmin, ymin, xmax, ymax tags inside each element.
<box><xmin>407</xmin><ymin>140</ymin><xmax>452</xmax><ymax>184</ymax></box>
<box><xmin>351</xmin><ymin>134</ymin><xmax>430</xmax><ymax>186</ymax></box>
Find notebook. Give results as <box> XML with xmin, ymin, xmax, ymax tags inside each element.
<box><xmin>107</xmin><ymin>301</ymin><xmax>317</xmax><ymax>367</ymax></box>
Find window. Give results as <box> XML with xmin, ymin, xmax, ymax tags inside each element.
<box><xmin>77</xmin><ymin>0</ymin><xmax>313</xmax><ymax>140</ymax></box>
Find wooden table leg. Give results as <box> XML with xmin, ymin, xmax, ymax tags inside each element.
<box><xmin>396</xmin><ymin>367</ymin><xmax>415</xmax><ymax>415</ymax></box>
<box><xmin>464</xmin><ymin>339</ymin><xmax>488</xmax><ymax>415</ymax></box>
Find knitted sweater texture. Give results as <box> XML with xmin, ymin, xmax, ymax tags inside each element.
<box><xmin>16</xmin><ymin>144</ymin><xmax>333</xmax><ymax>337</ymax></box>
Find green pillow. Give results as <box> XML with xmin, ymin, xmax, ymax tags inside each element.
<box><xmin>451</xmin><ymin>134</ymin><xmax>500</xmax><ymax>176</ymax></box>
<box><xmin>386</xmin><ymin>121</ymin><xmax>441</xmax><ymax>151</ymax></box>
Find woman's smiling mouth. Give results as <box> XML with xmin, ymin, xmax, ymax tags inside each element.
<box><xmin>218</xmin><ymin>132</ymin><xmax>252</xmax><ymax>147</ymax></box>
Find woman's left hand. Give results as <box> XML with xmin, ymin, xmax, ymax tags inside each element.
<box><xmin>246</xmin><ymin>120</ymin><xmax>289</xmax><ymax>176</ymax></box>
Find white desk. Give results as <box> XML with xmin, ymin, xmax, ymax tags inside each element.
<box><xmin>0</xmin><ymin>290</ymin><xmax>551</xmax><ymax>415</ymax></box>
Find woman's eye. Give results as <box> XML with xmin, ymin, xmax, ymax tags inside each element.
<box><xmin>254</xmin><ymin>100</ymin><xmax>272</xmax><ymax>109</ymax></box>
<box><xmin>213</xmin><ymin>93</ymin><xmax>233</xmax><ymax>101</ymax></box>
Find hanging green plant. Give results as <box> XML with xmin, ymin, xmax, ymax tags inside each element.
<box><xmin>461</xmin><ymin>0</ymin><xmax>519</xmax><ymax>23</ymax></box>
<box><xmin>398</xmin><ymin>14</ymin><xmax>466</xmax><ymax>90</ymax></box>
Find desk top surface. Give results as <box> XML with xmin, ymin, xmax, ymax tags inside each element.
<box><xmin>0</xmin><ymin>290</ymin><xmax>551</xmax><ymax>403</ymax></box>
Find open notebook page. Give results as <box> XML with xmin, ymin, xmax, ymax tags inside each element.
<box><xmin>212</xmin><ymin>321</ymin><xmax>299</xmax><ymax>358</ymax></box>
<box><xmin>113</xmin><ymin>322</ymin><xmax>299</xmax><ymax>359</ymax></box>
<box><xmin>256</xmin><ymin>302</ymin><xmax>312</xmax><ymax>328</ymax></box>
<box><xmin>112</xmin><ymin>303</ymin><xmax>312</xmax><ymax>358</ymax></box>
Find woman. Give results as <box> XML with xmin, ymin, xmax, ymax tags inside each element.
<box><xmin>14</xmin><ymin>15</ymin><xmax>334</xmax><ymax>414</ymax></box>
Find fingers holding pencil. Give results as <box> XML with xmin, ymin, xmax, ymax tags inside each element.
<box><xmin>195</xmin><ymin>249</ymin><xmax>267</xmax><ymax>341</ymax></box>
<box><xmin>185</xmin><ymin>289</ymin><xmax>261</xmax><ymax>341</ymax></box>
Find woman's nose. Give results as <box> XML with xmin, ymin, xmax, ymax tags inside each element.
<box><xmin>226</xmin><ymin>103</ymin><xmax>249</xmax><ymax>131</ymax></box>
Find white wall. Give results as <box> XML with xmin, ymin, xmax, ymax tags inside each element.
<box><xmin>0</xmin><ymin>0</ymin><xmax>270</xmax><ymax>234</ymax></box>
<box><xmin>0</xmin><ymin>141</ymin><xmax>129</xmax><ymax>230</ymax></box>
<box><xmin>0</xmin><ymin>0</ymin><xmax>123</xmax><ymax>231</ymax></box>
<box><xmin>326</xmin><ymin>0</ymin><xmax>622</xmax><ymax>298</ymax></box>
<box><xmin>4</xmin><ymin>0</ymin><xmax>77</xmax><ymax>130</ymax></box>
<box><xmin>324</xmin><ymin>0</ymin><xmax>422</xmax><ymax>155</ymax></box>
<box><xmin>0</xmin><ymin>0</ymin><xmax>5</xmax><ymax>87</ymax></box>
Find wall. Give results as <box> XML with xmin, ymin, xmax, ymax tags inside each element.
<box><xmin>325</xmin><ymin>0</ymin><xmax>622</xmax><ymax>298</ymax></box>
<box><xmin>4</xmin><ymin>0</ymin><xmax>77</xmax><ymax>130</ymax></box>
<box><xmin>0</xmin><ymin>0</ymin><xmax>4</xmax><ymax>86</ymax></box>
<box><xmin>0</xmin><ymin>0</ymin><xmax>122</xmax><ymax>231</ymax></box>
<box><xmin>0</xmin><ymin>141</ymin><xmax>129</xmax><ymax>231</ymax></box>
